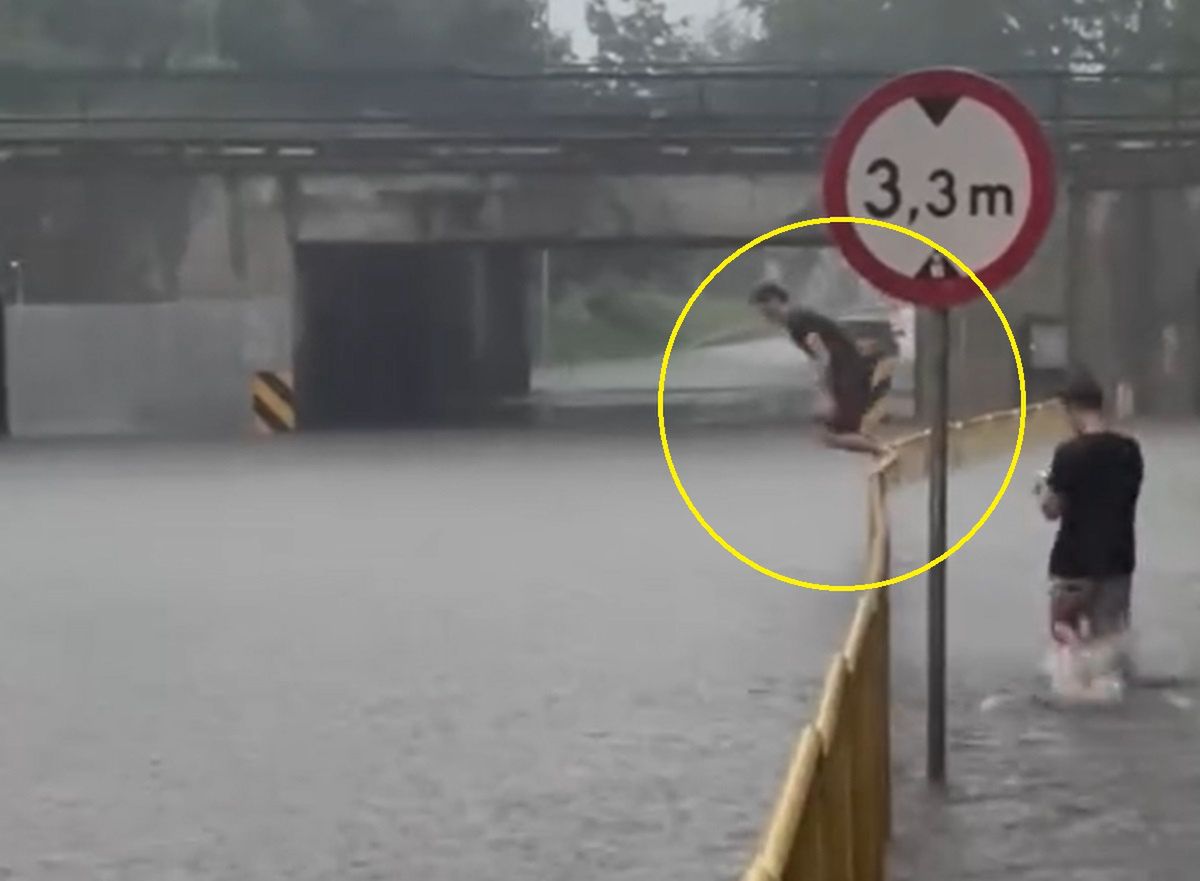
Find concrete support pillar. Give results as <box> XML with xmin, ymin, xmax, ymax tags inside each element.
<box><xmin>529</xmin><ymin>249</ymin><xmax>551</xmax><ymax>366</ymax></box>
<box><xmin>1071</xmin><ymin>191</ymin><xmax>1122</xmax><ymax>402</ymax></box>
<box><xmin>1123</xmin><ymin>190</ymin><xmax>1159</xmax><ymax>414</ymax></box>
<box><xmin>1069</xmin><ymin>187</ymin><xmax>1190</xmax><ymax>417</ymax></box>
<box><xmin>421</xmin><ymin>244</ymin><xmax>530</xmax><ymax>406</ymax></box>
<box><xmin>478</xmin><ymin>246</ymin><xmax>531</xmax><ymax>398</ymax></box>
<box><xmin>1073</xmin><ymin>187</ymin><xmax>1159</xmax><ymax>417</ymax></box>
<box><xmin>1148</xmin><ymin>190</ymin><xmax>1200</xmax><ymax>417</ymax></box>
<box><xmin>1064</xmin><ymin>185</ymin><xmax>1084</xmax><ymax>372</ymax></box>
<box><xmin>223</xmin><ymin>174</ymin><xmax>249</xmax><ymax>284</ymax></box>
<box><xmin>0</xmin><ymin>302</ymin><xmax>8</xmax><ymax>437</ymax></box>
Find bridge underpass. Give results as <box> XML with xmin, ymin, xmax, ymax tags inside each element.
<box><xmin>291</xmin><ymin>238</ymin><xmax>839</xmax><ymax>429</ymax></box>
<box><xmin>0</xmin><ymin>165</ymin><xmax>840</xmax><ymax>434</ymax></box>
<box><xmin>289</xmin><ymin>167</ymin><xmax>842</xmax><ymax>427</ymax></box>
<box><xmin>2</xmin><ymin>67</ymin><xmax>1200</xmax><ymax>435</ymax></box>
<box><xmin>11</xmin><ymin>164</ymin><xmax>1193</xmax><ymax>436</ymax></box>
<box><xmin>294</xmin><ymin>243</ymin><xmax>531</xmax><ymax>427</ymax></box>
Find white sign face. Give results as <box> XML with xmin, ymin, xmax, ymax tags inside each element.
<box><xmin>845</xmin><ymin>96</ymin><xmax>1031</xmax><ymax>276</ymax></box>
<box><xmin>823</xmin><ymin>69</ymin><xmax>1055</xmax><ymax>308</ymax></box>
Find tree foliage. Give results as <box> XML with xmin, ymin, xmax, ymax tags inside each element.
<box><xmin>585</xmin><ymin>0</ymin><xmax>696</xmax><ymax>66</ymax></box>
<box><xmin>0</xmin><ymin>0</ymin><xmax>568</xmax><ymax>69</ymax></box>
<box><xmin>695</xmin><ymin>5</ymin><xmax>757</xmax><ymax>62</ymax></box>
<box><xmin>2</xmin><ymin>0</ymin><xmax>1198</xmax><ymax>71</ymax></box>
<box><xmin>738</xmin><ymin>0</ymin><xmax>1184</xmax><ymax>70</ymax></box>
<box><xmin>0</xmin><ymin>0</ymin><xmax>199</xmax><ymax>66</ymax></box>
<box><xmin>216</xmin><ymin>0</ymin><xmax>564</xmax><ymax>69</ymax></box>
<box><xmin>583</xmin><ymin>0</ymin><xmax>756</xmax><ymax>66</ymax></box>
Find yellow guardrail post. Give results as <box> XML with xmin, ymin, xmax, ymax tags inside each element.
<box><xmin>796</xmin><ymin>762</ymin><xmax>829</xmax><ymax>881</ymax></box>
<box><xmin>816</xmin><ymin>655</ymin><xmax>852</xmax><ymax>881</ymax></box>
<box><xmin>843</xmin><ymin>596</ymin><xmax>876</xmax><ymax>881</ymax></box>
<box><xmin>748</xmin><ymin>726</ymin><xmax>824</xmax><ymax>881</ymax></box>
<box><xmin>866</xmin><ymin>460</ymin><xmax>893</xmax><ymax>853</ymax></box>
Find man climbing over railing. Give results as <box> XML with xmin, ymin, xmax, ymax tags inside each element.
<box><xmin>750</xmin><ymin>281</ymin><xmax>891</xmax><ymax>457</ymax></box>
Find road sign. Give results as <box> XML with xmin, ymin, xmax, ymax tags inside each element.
<box><xmin>823</xmin><ymin>68</ymin><xmax>1055</xmax><ymax>308</ymax></box>
<box><xmin>823</xmin><ymin>68</ymin><xmax>1055</xmax><ymax>788</ymax></box>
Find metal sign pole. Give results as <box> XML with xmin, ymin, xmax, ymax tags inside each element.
<box><xmin>927</xmin><ymin>307</ymin><xmax>950</xmax><ymax>785</ymax></box>
<box><xmin>822</xmin><ymin>66</ymin><xmax>1055</xmax><ymax>791</ymax></box>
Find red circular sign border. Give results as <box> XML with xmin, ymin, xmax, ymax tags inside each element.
<box><xmin>822</xmin><ymin>68</ymin><xmax>1056</xmax><ymax>309</ymax></box>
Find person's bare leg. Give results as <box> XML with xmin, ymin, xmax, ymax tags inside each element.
<box><xmin>823</xmin><ymin>429</ymin><xmax>888</xmax><ymax>457</ymax></box>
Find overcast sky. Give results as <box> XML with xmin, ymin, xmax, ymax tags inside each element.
<box><xmin>547</xmin><ymin>0</ymin><xmax>738</xmax><ymax>57</ymax></box>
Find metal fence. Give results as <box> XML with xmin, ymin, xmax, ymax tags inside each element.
<box><xmin>739</xmin><ymin>399</ymin><xmax>1065</xmax><ymax>881</ymax></box>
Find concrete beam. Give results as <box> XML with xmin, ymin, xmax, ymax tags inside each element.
<box><xmin>295</xmin><ymin>172</ymin><xmax>829</xmax><ymax>246</ymax></box>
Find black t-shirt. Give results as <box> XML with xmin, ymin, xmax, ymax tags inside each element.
<box><xmin>785</xmin><ymin>308</ymin><xmax>872</xmax><ymax>404</ymax></box>
<box><xmin>1047</xmin><ymin>431</ymin><xmax>1144</xmax><ymax>579</ymax></box>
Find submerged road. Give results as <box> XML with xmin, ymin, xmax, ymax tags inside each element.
<box><xmin>886</xmin><ymin>424</ymin><xmax>1200</xmax><ymax>881</ymax></box>
<box><xmin>0</xmin><ymin>425</ymin><xmax>869</xmax><ymax>881</ymax></box>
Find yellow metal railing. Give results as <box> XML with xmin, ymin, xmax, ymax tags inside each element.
<box><xmin>740</xmin><ymin>400</ymin><xmax>1064</xmax><ymax>881</ymax></box>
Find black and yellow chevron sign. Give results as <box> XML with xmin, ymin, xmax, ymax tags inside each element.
<box><xmin>252</xmin><ymin>370</ymin><xmax>296</xmax><ymax>434</ymax></box>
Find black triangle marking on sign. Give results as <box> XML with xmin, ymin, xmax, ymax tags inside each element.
<box><xmin>916</xmin><ymin>95</ymin><xmax>961</xmax><ymax>127</ymax></box>
<box><xmin>915</xmin><ymin>252</ymin><xmax>961</xmax><ymax>281</ymax></box>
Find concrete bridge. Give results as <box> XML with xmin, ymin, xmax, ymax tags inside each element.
<box><xmin>1</xmin><ymin>67</ymin><xmax>1199</xmax><ymax>435</ymax></box>
<box><xmin>4</xmin><ymin>67</ymin><xmax>1200</xmax><ymax>183</ymax></box>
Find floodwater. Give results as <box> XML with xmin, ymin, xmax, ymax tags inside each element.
<box><xmin>0</xmin><ymin>425</ymin><xmax>869</xmax><ymax>881</ymax></box>
<box><xmin>886</xmin><ymin>425</ymin><xmax>1200</xmax><ymax>881</ymax></box>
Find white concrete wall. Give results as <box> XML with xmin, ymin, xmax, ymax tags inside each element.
<box><xmin>7</xmin><ymin>300</ymin><xmax>291</xmax><ymax>438</ymax></box>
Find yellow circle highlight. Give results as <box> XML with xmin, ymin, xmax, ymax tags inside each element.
<box><xmin>657</xmin><ymin>216</ymin><xmax>1027</xmax><ymax>592</ymax></box>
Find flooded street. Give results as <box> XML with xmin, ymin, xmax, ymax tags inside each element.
<box><xmin>0</xmin><ymin>426</ymin><xmax>865</xmax><ymax>881</ymax></box>
<box><xmin>887</xmin><ymin>425</ymin><xmax>1200</xmax><ymax>881</ymax></box>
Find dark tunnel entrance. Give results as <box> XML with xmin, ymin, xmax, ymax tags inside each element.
<box><xmin>294</xmin><ymin>243</ymin><xmax>530</xmax><ymax>429</ymax></box>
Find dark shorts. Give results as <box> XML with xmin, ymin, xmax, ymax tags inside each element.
<box><xmin>823</xmin><ymin>364</ymin><xmax>873</xmax><ymax>435</ymax></box>
<box><xmin>825</xmin><ymin>352</ymin><xmax>892</xmax><ymax>434</ymax></box>
<box><xmin>824</xmin><ymin>398</ymin><xmax>868</xmax><ymax>434</ymax></box>
<box><xmin>1049</xmin><ymin>576</ymin><xmax>1132</xmax><ymax>641</ymax></box>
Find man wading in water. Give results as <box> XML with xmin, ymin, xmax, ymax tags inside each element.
<box><xmin>750</xmin><ymin>282</ymin><xmax>890</xmax><ymax>457</ymax></box>
<box><xmin>1036</xmin><ymin>373</ymin><xmax>1144</xmax><ymax>694</ymax></box>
